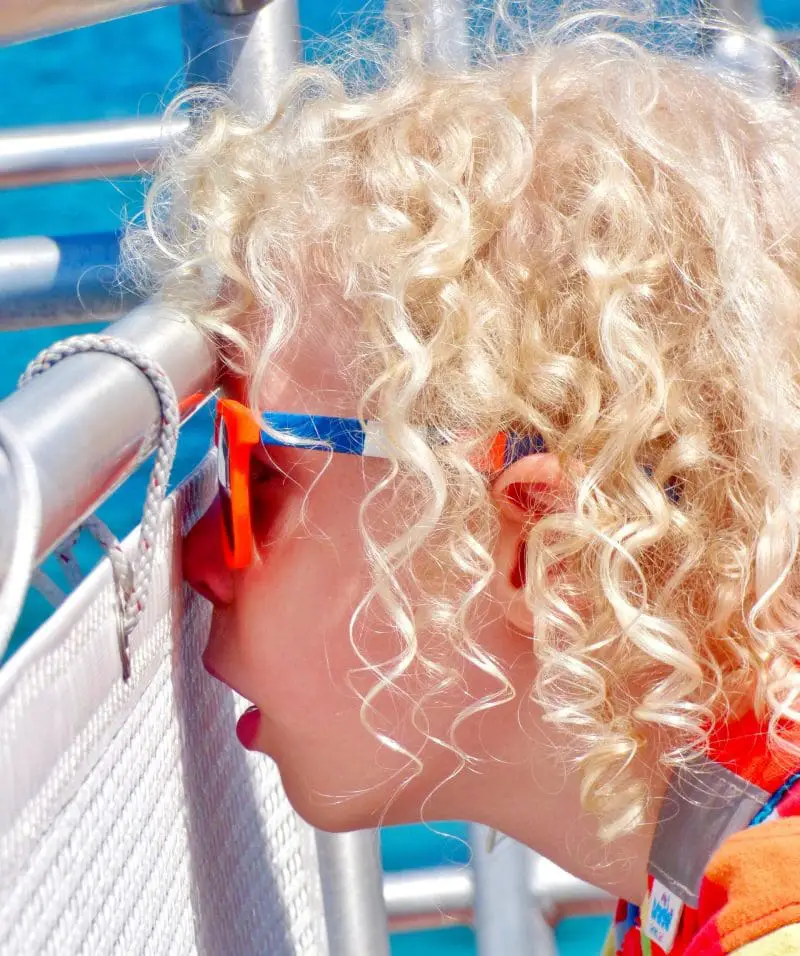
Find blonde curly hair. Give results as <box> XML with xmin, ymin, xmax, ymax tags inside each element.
<box><xmin>126</xmin><ymin>4</ymin><xmax>800</xmax><ymax>839</ymax></box>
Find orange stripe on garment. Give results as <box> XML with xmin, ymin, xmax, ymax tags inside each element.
<box><xmin>704</xmin><ymin>815</ymin><xmax>800</xmax><ymax>952</ymax></box>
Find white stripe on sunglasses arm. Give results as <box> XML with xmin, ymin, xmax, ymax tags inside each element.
<box><xmin>361</xmin><ymin>421</ymin><xmax>393</xmax><ymax>458</ymax></box>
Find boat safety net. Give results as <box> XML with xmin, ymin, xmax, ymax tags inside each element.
<box><xmin>0</xmin><ymin>455</ymin><xmax>330</xmax><ymax>956</ymax></box>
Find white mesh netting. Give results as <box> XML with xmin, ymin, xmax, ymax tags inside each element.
<box><xmin>0</xmin><ymin>456</ymin><xmax>330</xmax><ymax>956</ymax></box>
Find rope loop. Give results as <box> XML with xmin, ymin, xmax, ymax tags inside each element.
<box><xmin>18</xmin><ymin>334</ymin><xmax>180</xmax><ymax>680</ymax></box>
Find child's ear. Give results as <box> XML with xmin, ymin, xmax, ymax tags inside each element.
<box><xmin>490</xmin><ymin>452</ymin><xmax>568</xmax><ymax>634</ymax></box>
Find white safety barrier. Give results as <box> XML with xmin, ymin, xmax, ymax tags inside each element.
<box><xmin>0</xmin><ymin>456</ymin><xmax>330</xmax><ymax>955</ymax></box>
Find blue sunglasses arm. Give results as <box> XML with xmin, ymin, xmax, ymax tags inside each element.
<box><xmin>260</xmin><ymin>412</ymin><xmax>367</xmax><ymax>455</ymax></box>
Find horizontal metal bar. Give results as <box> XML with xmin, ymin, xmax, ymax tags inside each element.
<box><xmin>0</xmin><ymin>0</ymin><xmax>184</xmax><ymax>46</ymax></box>
<box><xmin>384</xmin><ymin>866</ymin><xmax>473</xmax><ymax>921</ymax></box>
<box><xmin>532</xmin><ymin>855</ymin><xmax>613</xmax><ymax>911</ymax></box>
<box><xmin>203</xmin><ymin>0</ymin><xmax>269</xmax><ymax>12</ymax></box>
<box><xmin>704</xmin><ymin>0</ymin><xmax>762</xmax><ymax>24</ymax></box>
<box><xmin>0</xmin><ymin>302</ymin><xmax>216</xmax><ymax>583</ymax></box>
<box><xmin>0</xmin><ymin>233</ymin><xmax>143</xmax><ymax>330</ymax></box>
<box><xmin>382</xmin><ymin>859</ymin><xmax>613</xmax><ymax>934</ymax></box>
<box><xmin>0</xmin><ymin>116</ymin><xmax>189</xmax><ymax>189</ymax></box>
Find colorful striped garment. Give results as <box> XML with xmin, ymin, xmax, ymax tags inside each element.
<box><xmin>604</xmin><ymin>712</ymin><xmax>800</xmax><ymax>956</ymax></box>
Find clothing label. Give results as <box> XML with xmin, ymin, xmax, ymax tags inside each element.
<box><xmin>644</xmin><ymin>879</ymin><xmax>684</xmax><ymax>953</ymax></box>
<box><xmin>648</xmin><ymin>756</ymin><xmax>768</xmax><ymax>906</ymax></box>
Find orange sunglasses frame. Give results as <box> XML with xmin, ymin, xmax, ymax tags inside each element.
<box><xmin>216</xmin><ymin>397</ymin><xmax>542</xmax><ymax>572</ymax></box>
<box><xmin>216</xmin><ymin>399</ymin><xmax>263</xmax><ymax>570</ymax></box>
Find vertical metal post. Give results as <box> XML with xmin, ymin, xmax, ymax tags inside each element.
<box><xmin>470</xmin><ymin>825</ymin><xmax>557</xmax><ymax>956</ymax></box>
<box><xmin>181</xmin><ymin>0</ymin><xmax>300</xmax><ymax>118</ymax></box>
<box><xmin>699</xmin><ymin>1</ymin><xmax>783</xmax><ymax>96</ymax></box>
<box><xmin>424</xmin><ymin>0</ymin><xmax>469</xmax><ymax>69</ymax></box>
<box><xmin>315</xmin><ymin>831</ymin><xmax>391</xmax><ymax>956</ymax></box>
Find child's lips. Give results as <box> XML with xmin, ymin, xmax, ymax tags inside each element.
<box><xmin>203</xmin><ymin>653</ymin><xmax>262</xmax><ymax>749</ymax></box>
<box><xmin>236</xmin><ymin>706</ymin><xmax>261</xmax><ymax>750</ymax></box>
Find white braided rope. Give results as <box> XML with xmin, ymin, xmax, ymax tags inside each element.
<box><xmin>35</xmin><ymin>516</ymin><xmax>132</xmax><ymax>612</ymax></box>
<box><xmin>18</xmin><ymin>335</ymin><xmax>180</xmax><ymax>678</ymax></box>
<box><xmin>0</xmin><ymin>415</ymin><xmax>42</xmax><ymax>661</ymax></box>
<box><xmin>54</xmin><ymin>527</ymin><xmax>86</xmax><ymax>590</ymax></box>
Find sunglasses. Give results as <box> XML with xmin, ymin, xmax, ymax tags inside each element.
<box><xmin>215</xmin><ymin>398</ymin><xmax>545</xmax><ymax>570</ymax></box>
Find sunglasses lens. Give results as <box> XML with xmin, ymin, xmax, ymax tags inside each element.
<box><xmin>217</xmin><ymin>418</ymin><xmax>236</xmax><ymax>553</ymax></box>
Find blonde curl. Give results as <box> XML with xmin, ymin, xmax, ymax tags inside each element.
<box><xmin>125</xmin><ymin>3</ymin><xmax>800</xmax><ymax>840</ymax></box>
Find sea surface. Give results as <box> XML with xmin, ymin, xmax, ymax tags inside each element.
<box><xmin>1</xmin><ymin>3</ymin><xmax>798</xmax><ymax>954</ymax></box>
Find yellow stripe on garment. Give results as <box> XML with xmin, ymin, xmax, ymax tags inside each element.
<box><xmin>599</xmin><ymin>927</ymin><xmax>618</xmax><ymax>956</ymax></box>
<box><xmin>731</xmin><ymin>923</ymin><xmax>800</xmax><ymax>955</ymax></box>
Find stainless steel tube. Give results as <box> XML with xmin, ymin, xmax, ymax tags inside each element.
<box><xmin>383</xmin><ymin>866</ymin><xmax>473</xmax><ymax>922</ymax></box>
<box><xmin>181</xmin><ymin>0</ymin><xmax>299</xmax><ymax>116</ymax></box>
<box><xmin>179</xmin><ymin>4</ymin><xmax>388</xmax><ymax>949</ymax></box>
<box><xmin>0</xmin><ymin>301</ymin><xmax>216</xmax><ymax>581</ymax></box>
<box><xmin>0</xmin><ymin>117</ymin><xmax>190</xmax><ymax>189</ymax></box>
<box><xmin>424</xmin><ymin>0</ymin><xmax>469</xmax><ymax>68</ymax></box>
<box><xmin>0</xmin><ymin>0</ymin><xmax>300</xmax><ymax>574</ymax></box>
<box><xmin>470</xmin><ymin>826</ymin><xmax>557</xmax><ymax>956</ymax></box>
<box><xmin>315</xmin><ymin>831</ymin><xmax>390</xmax><ymax>956</ymax></box>
<box><xmin>201</xmin><ymin>0</ymin><xmax>267</xmax><ymax>12</ymax></box>
<box><xmin>186</xmin><ymin>7</ymin><xmax>387</xmax><ymax>955</ymax></box>
<box><xmin>705</xmin><ymin>0</ymin><xmax>762</xmax><ymax>24</ymax></box>
<box><xmin>700</xmin><ymin>0</ymin><xmax>783</xmax><ymax>96</ymax></box>
<box><xmin>381</xmin><ymin>860</ymin><xmax>611</xmax><ymax>933</ymax></box>
<box><xmin>0</xmin><ymin>0</ymin><xmax>180</xmax><ymax>46</ymax></box>
<box><xmin>0</xmin><ymin>233</ymin><xmax>142</xmax><ymax>330</ymax></box>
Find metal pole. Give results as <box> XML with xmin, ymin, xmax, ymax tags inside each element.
<box><xmin>0</xmin><ymin>233</ymin><xmax>142</xmax><ymax>330</ymax></box>
<box><xmin>424</xmin><ymin>0</ymin><xmax>469</xmax><ymax>69</ymax></box>
<box><xmin>530</xmin><ymin>854</ymin><xmax>612</xmax><ymax>915</ymax></box>
<box><xmin>705</xmin><ymin>0</ymin><xmax>762</xmax><ymax>25</ymax></box>
<box><xmin>470</xmin><ymin>825</ymin><xmax>557</xmax><ymax>956</ymax></box>
<box><xmin>699</xmin><ymin>1</ymin><xmax>782</xmax><ymax>96</ymax></box>
<box><xmin>0</xmin><ymin>117</ymin><xmax>189</xmax><ymax>190</ymax></box>
<box><xmin>315</xmin><ymin>831</ymin><xmax>390</xmax><ymax>956</ymax></box>
<box><xmin>181</xmin><ymin>0</ymin><xmax>300</xmax><ymax>118</ymax></box>
<box><xmin>0</xmin><ymin>0</ymin><xmax>184</xmax><ymax>46</ymax></box>
<box><xmin>0</xmin><ymin>0</ymin><xmax>295</xmax><ymax>576</ymax></box>
<box><xmin>0</xmin><ymin>300</ymin><xmax>215</xmax><ymax>580</ymax></box>
<box><xmin>383</xmin><ymin>866</ymin><xmax>473</xmax><ymax>923</ymax></box>
<box><xmin>380</xmin><ymin>860</ymin><xmax>611</xmax><ymax>932</ymax></box>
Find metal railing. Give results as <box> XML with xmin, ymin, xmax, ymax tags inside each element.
<box><xmin>0</xmin><ymin>116</ymin><xmax>189</xmax><ymax>189</ymax></box>
<box><xmin>0</xmin><ymin>233</ymin><xmax>140</xmax><ymax>330</ymax></box>
<box><xmin>383</xmin><ymin>854</ymin><xmax>612</xmax><ymax>935</ymax></box>
<box><xmin>0</xmin><ymin>0</ymin><xmax>273</xmax><ymax>47</ymax></box>
<box><xmin>0</xmin><ymin>1</ymin><xmax>177</xmax><ymax>46</ymax></box>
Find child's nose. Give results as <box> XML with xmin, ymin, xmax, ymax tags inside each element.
<box><xmin>182</xmin><ymin>496</ymin><xmax>235</xmax><ymax>607</ymax></box>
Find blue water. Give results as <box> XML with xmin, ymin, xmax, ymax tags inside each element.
<box><xmin>2</xmin><ymin>4</ymin><xmax>798</xmax><ymax>954</ymax></box>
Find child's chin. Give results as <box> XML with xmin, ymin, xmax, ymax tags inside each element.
<box><xmin>275</xmin><ymin>764</ymin><xmax>377</xmax><ymax>833</ymax></box>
